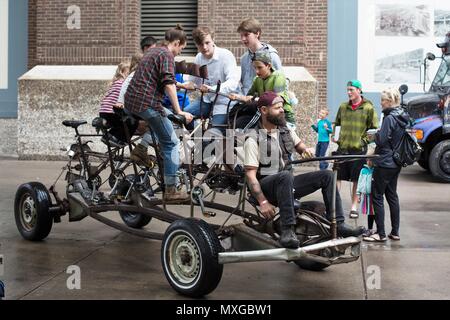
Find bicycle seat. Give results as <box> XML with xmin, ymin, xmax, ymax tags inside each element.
<box><xmin>62</xmin><ymin>120</ymin><xmax>87</xmax><ymax>129</ymax></box>
<box><xmin>168</xmin><ymin>114</ymin><xmax>187</xmax><ymax>127</ymax></box>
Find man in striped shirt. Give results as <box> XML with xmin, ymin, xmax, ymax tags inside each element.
<box><xmin>333</xmin><ymin>80</ymin><xmax>378</xmax><ymax>219</ymax></box>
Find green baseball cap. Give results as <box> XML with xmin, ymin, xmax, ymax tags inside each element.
<box><xmin>347</xmin><ymin>79</ymin><xmax>363</xmax><ymax>92</ymax></box>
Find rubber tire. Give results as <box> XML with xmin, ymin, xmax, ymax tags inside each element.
<box><xmin>161</xmin><ymin>218</ymin><xmax>223</xmax><ymax>298</ymax></box>
<box><xmin>417</xmin><ymin>159</ymin><xmax>429</xmax><ymax>171</ymax></box>
<box><xmin>118</xmin><ymin>176</ymin><xmax>152</xmax><ymax>229</ymax></box>
<box><xmin>294</xmin><ymin>258</ymin><xmax>330</xmax><ymax>271</ymax></box>
<box><xmin>14</xmin><ymin>182</ymin><xmax>53</xmax><ymax>241</ymax></box>
<box><xmin>299</xmin><ymin>200</ymin><xmax>326</xmax><ymax>216</ymax></box>
<box><xmin>429</xmin><ymin>140</ymin><xmax>450</xmax><ymax>183</ymax></box>
<box><xmin>294</xmin><ymin>200</ymin><xmax>330</xmax><ymax>271</ymax></box>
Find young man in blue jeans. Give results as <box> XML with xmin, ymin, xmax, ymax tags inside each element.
<box><xmin>125</xmin><ymin>26</ymin><xmax>193</xmax><ymax>202</ymax></box>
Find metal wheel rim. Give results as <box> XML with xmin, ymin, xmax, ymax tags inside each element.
<box><xmin>167</xmin><ymin>233</ymin><xmax>201</xmax><ymax>285</ymax></box>
<box><xmin>20</xmin><ymin>194</ymin><xmax>36</xmax><ymax>231</ymax></box>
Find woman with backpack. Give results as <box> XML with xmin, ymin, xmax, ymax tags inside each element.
<box><xmin>364</xmin><ymin>87</ymin><xmax>411</xmax><ymax>242</ymax></box>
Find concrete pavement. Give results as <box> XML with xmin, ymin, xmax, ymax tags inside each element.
<box><xmin>0</xmin><ymin>159</ymin><xmax>449</xmax><ymax>300</ymax></box>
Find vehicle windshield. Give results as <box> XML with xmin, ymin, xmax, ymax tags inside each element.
<box><xmin>431</xmin><ymin>55</ymin><xmax>450</xmax><ymax>87</ymax></box>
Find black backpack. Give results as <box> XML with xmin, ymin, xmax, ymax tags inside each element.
<box><xmin>391</xmin><ymin>123</ymin><xmax>422</xmax><ymax>167</ymax></box>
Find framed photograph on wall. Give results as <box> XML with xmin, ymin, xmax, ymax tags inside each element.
<box><xmin>358</xmin><ymin>0</ymin><xmax>450</xmax><ymax>93</ymax></box>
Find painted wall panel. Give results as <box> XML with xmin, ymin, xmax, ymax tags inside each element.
<box><xmin>0</xmin><ymin>0</ymin><xmax>8</xmax><ymax>89</ymax></box>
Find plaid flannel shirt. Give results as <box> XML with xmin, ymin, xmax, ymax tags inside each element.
<box><xmin>125</xmin><ymin>46</ymin><xmax>176</xmax><ymax>114</ymax></box>
<box><xmin>334</xmin><ymin>98</ymin><xmax>378</xmax><ymax>152</ymax></box>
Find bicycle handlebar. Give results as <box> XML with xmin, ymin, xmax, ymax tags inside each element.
<box><xmin>288</xmin><ymin>154</ymin><xmax>379</xmax><ymax>165</ymax></box>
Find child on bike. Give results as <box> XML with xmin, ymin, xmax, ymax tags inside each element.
<box><xmin>99</xmin><ymin>61</ymin><xmax>130</xmax><ymax>146</ymax></box>
<box><xmin>163</xmin><ymin>73</ymin><xmax>190</xmax><ymax>110</ymax></box>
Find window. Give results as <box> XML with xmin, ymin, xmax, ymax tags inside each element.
<box><xmin>141</xmin><ymin>0</ymin><xmax>198</xmax><ymax>56</ymax></box>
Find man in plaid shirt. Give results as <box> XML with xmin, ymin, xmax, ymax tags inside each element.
<box><xmin>333</xmin><ymin>80</ymin><xmax>378</xmax><ymax>219</ymax></box>
<box><xmin>125</xmin><ymin>25</ymin><xmax>193</xmax><ymax>202</ymax></box>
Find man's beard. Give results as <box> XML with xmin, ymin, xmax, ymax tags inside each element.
<box><xmin>267</xmin><ymin>113</ymin><xmax>286</xmax><ymax>126</ymax></box>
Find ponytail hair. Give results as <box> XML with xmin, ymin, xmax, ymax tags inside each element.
<box><xmin>163</xmin><ymin>24</ymin><xmax>187</xmax><ymax>46</ymax></box>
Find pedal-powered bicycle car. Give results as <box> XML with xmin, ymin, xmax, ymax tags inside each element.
<box><xmin>14</xmin><ymin>62</ymin><xmax>375</xmax><ymax>298</ymax></box>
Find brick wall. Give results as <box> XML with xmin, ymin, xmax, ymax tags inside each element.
<box><xmin>27</xmin><ymin>0</ymin><xmax>328</xmax><ymax>106</ymax></box>
<box><xmin>198</xmin><ymin>0</ymin><xmax>328</xmax><ymax>108</ymax></box>
<box><xmin>28</xmin><ymin>0</ymin><xmax>37</xmax><ymax>69</ymax></box>
<box><xmin>28</xmin><ymin>0</ymin><xmax>140</xmax><ymax>67</ymax></box>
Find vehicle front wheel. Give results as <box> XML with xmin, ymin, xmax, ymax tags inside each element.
<box><xmin>161</xmin><ymin>218</ymin><xmax>223</xmax><ymax>298</ymax></box>
<box><xmin>429</xmin><ymin>140</ymin><xmax>450</xmax><ymax>183</ymax></box>
<box><xmin>14</xmin><ymin>182</ymin><xmax>53</xmax><ymax>241</ymax></box>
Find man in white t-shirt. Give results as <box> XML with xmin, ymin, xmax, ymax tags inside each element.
<box><xmin>244</xmin><ymin>92</ymin><xmax>365</xmax><ymax>248</ymax></box>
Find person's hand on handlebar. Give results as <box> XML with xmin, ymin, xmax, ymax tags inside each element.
<box><xmin>178</xmin><ymin>111</ymin><xmax>194</xmax><ymax>124</ymax></box>
<box><xmin>199</xmin><ymin>84</ymin><xmax>213</xmax><ymax>94</ymax></box>
<box><xmin>114</xmin><ymin>102</ymin><xmax>124</xmax><ymax>109</ymax></box>
<box><xmin>259</xmin><ymin>200</ymin><xmax>276</xmax><ymax>220</ymax></box>
<box><xmin>301</xmin><ymin>147</ymin><xmax>315</xmax><ymax>159</ymax></box>
<box><xmin>176</xmin><ymin>82</ymin><xmax>196</xmax><ymax>91</ymax></box>
<box><xmin>229</xmin><ymin>93</ymin><xmax>253</xmax><ymax>102</ymax></box>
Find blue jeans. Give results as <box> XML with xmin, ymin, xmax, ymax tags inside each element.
<box><xmin>135</xmin><ymin>107</ymin><xmax>180</xmax><ymax>186</ymax></box>
<box><xmin>315</xmin><ymin>141</ymin><xmax>329</xmax><ymax>170</ymax></box>
<box><xmin>259</xmin><ymin>170</ymin><xmax>345</xmax><ymax>227</ymax></box>
<box><xmin>184</xmin><ymin>99</ymin><xmax>228</xmax><ymax>127</ymax></box>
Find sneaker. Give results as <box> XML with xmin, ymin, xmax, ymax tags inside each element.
<box><xmin>349</xmin><ymin>210</ymin><xmax>359</xmax><ymax>219</ymax></box>
<box><xmin>163</xmin><ymin>185</ymin><xmax>189</xmax><ymax>203</ymax></box>
<box><xmin>279</xmin><ymin>225</ymin><xmax>300</xmax><ymax>249</ymax></box>
<box><xmin>130</xmin><ymin>144</ymin><xmax>153</xmax><ymax>167</ymax></box>
<box><xmin>363</xmin><ymin>233</ymin><xmax>387</xmax><ymax>242</ymax></box>
<box><xmin>363</xmin><ymin>229</ymin><xmax>375</xmax><ymax>237</ymax></box>
<box><xmin>388</xmin><ymin>233</ymin><xmax>400</xmax><ymax>241</ymax></box>
<box><xmin>337</xmin><ymin>222</ymin><xmax>366</xmax><ymax>237</ymax></box>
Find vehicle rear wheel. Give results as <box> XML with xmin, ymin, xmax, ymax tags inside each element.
<box><xmin>294</xmin><ymin>201</ymin><xmax>330</xmax><ymax>271</ymax></box>
<box><xmin>117</xmin><ymin>175</ymin><xmax>152</xmax><ymax>228</ymax></box>
<box><xmin>429</xmin><ymin>140</ymin><xmax>450</xmax><ymax>183</ymax></box>
<box><xmin>418</xmin><ymin>159</ymin><xmax>429</xmax><ymax>171</ymax></box>
<box><xmin>14</xmin><ymin>182</ymin><xmax>53</xmax><ymax>241</ymax></box>
<box><xmin>161</xmin><ymin>218</ymin><xmax>223</xmax><ymax>298</ymax></box>
<box><xmin>294</xmin><ymin>256</ymin><xmax>330</xmax><ymax>271</ymax></box>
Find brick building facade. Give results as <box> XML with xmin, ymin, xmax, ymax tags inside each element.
<box><xmin>27</xmin><ymin>0</ymin><xmax>141</xmax><ymax>68</ymax></box>
<box><xmin>198</xmin><ymin>0</ymin><xmax>328</xmax><ymax>107</ymax></box>
<box><xmin>27</xmin><ymin>0</ymin><xmax>328</xmax><ymax>106</ymax></box>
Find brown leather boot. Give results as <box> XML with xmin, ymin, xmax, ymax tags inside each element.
<box><xmin>130</xmin><ymin>144</ymin><xmax>153</xmax><ymax>167</ymax></box>
<box><xmin>163</xmin><ymin>185</ymin><xmax>189</xmax><ymax>203</ymax></box>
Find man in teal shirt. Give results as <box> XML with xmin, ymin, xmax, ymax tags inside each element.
<box><xmin>311</xmin><ymin>108</ymin><xmax>333</xmax><ymax>170</ymax></box>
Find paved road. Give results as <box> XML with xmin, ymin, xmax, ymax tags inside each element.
<box><xmin>0</xmin><ymin>159</ymin><xmax>449</xmax><ymax>300</ymax></box>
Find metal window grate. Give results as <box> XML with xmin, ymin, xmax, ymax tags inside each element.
<box><xmin>141</xmin><ymin>0</ymin><xmax>198</xmax><ymax>55</ymax></box>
